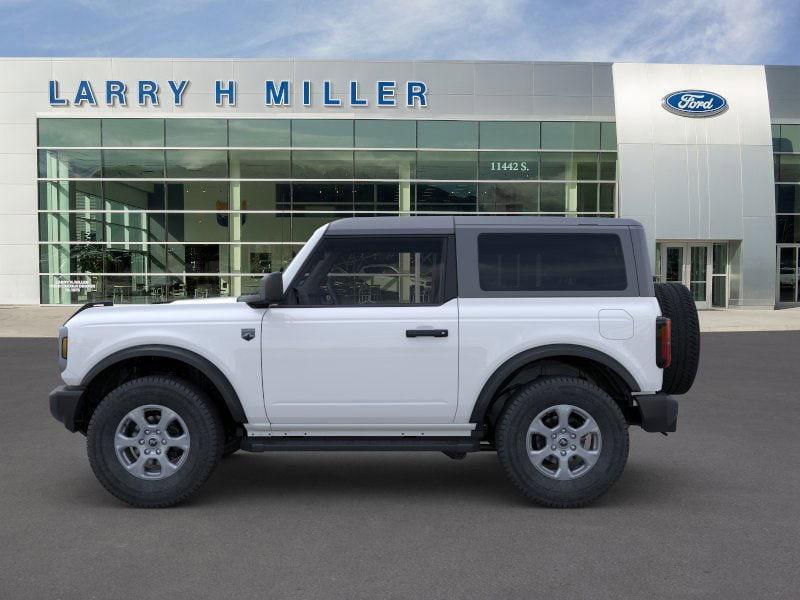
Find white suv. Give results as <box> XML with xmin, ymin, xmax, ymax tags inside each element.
<box><xmin>49</xmin><ymin>216</ymin><xmax>699</xmax><ymax>508</ymax></box>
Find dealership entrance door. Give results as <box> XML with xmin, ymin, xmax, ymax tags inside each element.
<box><xmin>656</xmin><ymin>242</ymin><xmax>730</xmax><ymax>309</ymax></box>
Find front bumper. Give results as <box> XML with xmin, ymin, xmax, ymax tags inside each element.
<box><xmin>49</xmin><ymin>385</ymin><xmax>86</xmax><ymax>432</ymax></box>
<box><xmin>635</xmin><ymin>393</ymin><xmax>678</xmax><ymax>433</ymax></box>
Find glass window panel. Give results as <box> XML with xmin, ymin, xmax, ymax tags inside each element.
<box><xmin>772</xmin><ymin>124</ymin><xmax>783</xmax><ymax>152</ymax></box>
<box><xmin>39</xmin><ymin>211</ymin><xmax>105</xmax><ymax>243</ymax></box>
<box><xmin>600</xmin><ymin>153</ymin><xmax>617</xmax><ymax>180</ymax></box>
<box><xmin>40</xmin><ymin>243</ymin><xmax>103</xmax><ymax>274</ymax></box>
<box><xmin>573</xmin><ymin>122</ymin><xmax>601</xmax><ymax>150</ymax></box>
<box><xmin>40</xmin><ymin>273</ymin><xmax>104</xmax><ymax>304</ymax></box>
<box><xmin>104</xmin><ymin>243</ymin><xmax>154</xmax><ymax>274</ymax></box>
<box><xmin>778</xmin><ymin>154</ymin><xmax>800</xmax><ymax>182</ymax></box>
<box><xmin>240</xmin><ymin>212</ymin><xmax>291</xmax><ymax>243</ymax></box>
<box><xmin>168</xmin><ymin>244</ymin><xmax>229</xmax><ymax>273</ymax></box>
<box><xmin>415</xmin><ymin>183</ymin><xmax>477</xmax><ymax>212</ymax></box>
<box><xmin>38</xmin><ymin>149</ymin><xmax>102</xmax><ymax>178</ymax></box>
<box><xmin>168</xmin><ymin>212</ymin><xmax>230</xmax><ymax>243</ymax></box>
<box><xmin>291</xmin><ymin>120</ymin><xmax>353</xmax><ymax>147</ymax></box>
<box><xmin>166</xmin><ymin>119</ymin><xmax>227</xmax><ymax>147</ymax></box>
<box><xmin>478</xmin><ymin>233</ymin><xmax>627</xmax><ymax>292</ymax></box>
<box><xmin>417</xmin><ymin>121</ymin><xmax>478</xmax><ymax>149</ymax></box>
<box><xmin>103</xmin><ymin>149</ymin><xmax>164</xmax><ymax>178</ymax></box>
<box><xmin>38</xmin><ymin>180</ymin><xmax>104</xmax><ymax>210</ymax></box>
<box><xmin>576</xmin><ymin>183</ymin><xmax>599</xmax><ymax>212</ymax></box>
<box><xmin>540</xmin><ymin>152</ymin><xmax>570</xmax><ymax>180</ymax></box>
<box><xmin>713</xmin><ymin>243</ymin><xmax>727</xmax><ymax>275</ymax></box>
<box><xmin>575</xmin><ymin>152</ymin><xmax>599</xmax><ymax>180</ymax></box>
<box><xmin>540</xmin><ymin>183</ymin><xmax>566</xmax><ymax>213</ymax></box>
<box><xmin>478</xmin><ymin>183</ymin><xmax>539</xmax><ymax>212</ymax></box>
<box><xmin>599</xmin><ymin>183</ymin><xmax>615</xmax><ymax>213</ymax></box>
<box><xmin>776</xmin><ymin>184</ymin><xmax>800</xmax><ymax>213</ymax></box>
<box><xmin>354</xmin><ymin>151</ymin><xmax>415</xmax><ymax>179</ymax></box>
<box><xmin>479</xmin><ymin>122</ymin><xmax>540</xmax><ymax>149</ymax></box>
<box><xmin>291</xmin><ymin>213</ymin><xmax>346</xmax><ymax>242</ymax></box>
<box><xmin>291</xmin><ymin>183</ymin><xmax>354</xmax><ymax>212</ymax></box>
<box><xmin>102</xmin><ymin>119</ymin><xmax>164</xmax><ymax>147</ymax></box>
<box><xmin>354</xmin><ymin>183</ymin><xmax>405</xmax><ymax>213</ymax></box>
<box><xmin>229</xmin><ymin>150</ymin><xmax>290</xmax><ymax>179</ymax></box>
<box><xmin>292</xmin><ymin>150</ymin><xmax>353</xmax><ymax>179</ymax></box>
<box><xmin>38</xmin><ymin>119</ymin><xmax>100</xmax><ymax>147</ymax></box>
<box><xmin>479</xmin><ymin>152</ymin><xmax>539</xmax><ymax>179</ymax></box>
<box><xmin>165</xmin><ymin>150</ymin><xmax>228</xmax><ymax>178</ymax></box>
<box><xmin>777</xmin><ymin>215</ymin><xmax>800</xmax><ymax>243</ymax></box>
<box><xmin>416</xmin><ymin>151</ymin><xmax>477</xmax><ymax>180</ymax></box>
<box><xmin>105</xmin><ymin>211</ymin><xmax>162</xmax><ymax>243</ymax></box>
<box><xmin>779</xmin><ymin>246</ymin><xmax>796</xmax><ymax>274</ymax></box>
<box><xmin>780</xmin><ymin>125</ymin><xmax>800</xmax><ymax>153</ymax></box>
<box><xmin>541</xmin><ymin>122</ymin><xmax>573</xmax><ymax>150</ymax></box>
<box><xmin>239</xmin><ymin>181</ymin><xmax>291</xmax><ymax>211</ymax></box>
<box><xmin>167</xmin><ymin>182</ymin><xmax>229</xmax><ymax>211</ymax></box>
<box><xmin>600</xmin><ymin>122</ymin><xmax>617</xmax><ymax>151</ymax></box>
<box><xmin>240</xmin><ymin>244</ymin><xmax>296</xmax><ymax>274</ymax></box>
<box><xmin>292</xmin><ymin>236</ymin><xmax>445</xmax><ymax>306</ymax></box>
<box><xmin>355</xmin><ymin>120</ymin><xmax>416</xmax><ymax>148</ymax></box>
<box><xmin>105</xmin><ymin>181</ymin><xmax>165</xmax><ymax>211</ymax></box>
<box><xmin>229</xmin><ymin>119</ymin><xmax>290</xmax><ymax>147</ymax></box>
<box><xmin>712</xmin><ymin>276</ymin><xmax>727</xmax><ymax>307</ymax></box>
<box><xmin>184</xmin><ymin>275</ymin><xmax>230</xmax><ymax>299</ymax></box>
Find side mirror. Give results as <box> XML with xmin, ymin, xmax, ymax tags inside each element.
<box><xmin>262</xmin><ymin>271</ymin><xmax>284</xmax><ymax>305</ymax></box>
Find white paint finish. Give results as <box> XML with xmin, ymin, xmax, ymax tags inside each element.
<box><xmin>0</xmin><ymin>154</ymin><xmax>36</xmax><ymax>185</ymax></box>
<box><xmin>413</xmin><ymin>61</ymin><xmax>475</xmax><ymax>95</ymax></box>
<box><xmin>598</xmin><ymin>309</ymin><xmax>634</xmax><ymax>340</ymax></box>
<box><xmin>0</xmin><ymin>244</ymin><xmax>37</xmax><ymax>275</ymax></box>
<box><xmin>0</xmin><ymin>92</ymin><xmax>52</xmax><ymax>122</ymax></box>
<box><xmin>474</xmin><ymin>95</ymin><xmax>534</xmax><ymax>116</ymax></box>
<box><xmin>0</xmin><ymin>123</ymin><xmax>36</xmax><ymax>153</ymax></box>
<box><xmin>261</xmin><ymin>299</ymin><xmax>459</xmax><ymax>424</ymax></box>
<box><xmin>51</xmin><ymin>59</ymin><xmax>114</xmax><ymax>93</ymax></box>
<box><xmin>60</xmin><ymin>298</ymin><xmax>269</xmax><ymax>423</ymax></box>
<box><xmin>0</xmin><ymin>184</ymin><xmax>37</xmax><ymax>214</ymax></box>
<box><xmin>245</xmin><ymin>423</ymin><xmax>475</xmax><ymax>437</ymax></box>
<box><xmin>475</xmin><ymin>62</ymin><xmax>534</xmax><ymax>96</ymax></box>
<box><xmin>233</xmin><ymin>60</ymin><xmax>294</xmax><ymax>93</ymax></box>
<box><xmin>0</xmin><ymin>274</ymin><xmax>40</xmax><ymax>304</ymax></box>
<box><xmin>0</xmin><ymin>212</ymin><xmax>36</xmax><ymax>245</ymax></box>
<box><xmin>532</xmin><ymin>95</ymin><xmax>593</xmax><ymax>117</ymax></box>
<box><xmin>0</xmin><ymin>59</ymin><xmax>51</xmax><ymax>93</ymax></box>
<box><xmin>172</xmin><ymin>59</ymin><xmax>235</xmax><ymax>93</ymax></box>
<box><xmin>293</xmin><ymin>59</ymin><xmax>355</xmax><ymax>90</ymax></box>
<box><xmin>455</xmin><ymin>297</ymin><xmax>662</xmax><ymax>423</ymax></box>
<box><xmin>111</xmin><ymin>58</ymin><xmax>174</xmax><ymax>87</ymax></box>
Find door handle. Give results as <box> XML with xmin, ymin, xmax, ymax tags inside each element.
<box><xmin>406</xmin><ymin>329</ymin><xmax>448</xmax><ymax>338</ymax></box>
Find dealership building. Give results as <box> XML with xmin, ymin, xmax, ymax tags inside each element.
<box><xmin>0</xmin><ymin>57</ymin><xmax>798</xmax><ymax>308</ymax></box>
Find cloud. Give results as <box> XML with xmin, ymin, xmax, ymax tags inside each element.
<box><xmin>0</xmin><ymin>0</ymin><xmax>796</xmax><ymax>65</ymax></box>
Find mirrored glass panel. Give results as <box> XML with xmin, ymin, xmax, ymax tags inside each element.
<box><xmin>165</xmin><ymin>150</ymin><xmax>227</xmax><ymax>178</ymax></box>
<box><xmin>478</xmin><ymin>183</ymin><xmax>539</xmax><ymax>212</ymax></box>
<box><xmin>415</xmin><ymin>183</ymin><xmax>477</xmax><ymax>212</ymax></box>
<box><xmin>39</xmin><ymin>119</ymin><xmax>100</xmax><ymax>147</ymax></box>
<box><xmin>38</xmin><ymin>180</ymin><xmax>103</xmax><ymax>210</ymax></box>
<box><xmin>166</xmin><ymin>119</ymin><xmax>227</xmax><ymax>147</ymax></box>
<box><xmin>103</xmin><ymin>150</ymin><xmax>165</xmax><ymax>178</ymax></box>
<box><xmin>102</xmin><ymin>119</ymin><xmax>164</xmax><ymax>147</ymax></box>
<box><xmin>417</xmin><ymin>121</ymin><xmax>478</xmax><ymax>149</ymax></box>
<box><xmin>355</xmin><ymin>120</ymin><xmax>416</xmax><ymax>148</ymax></box>
<box><xmin>355</xmin><ymin>151</ymin><xmax>415</xmax><ymax>179</ymax></box>
<box><xmin>229</xmin><ymin>119</ymin><xmax>290</xmax><ymax>147</ymax></box>
<box><xmin>229</xmin><ymin>150</ymin><xmax>290</xmax><ymax>179</ymax></box>
<box><xmin>291</xmin><ymin>120</ymin><xmax>353</xmax><ymax>147</ymax></box>
<box><xmin>479</xmin><ymin>122</ymin><xmax>540</xmax><ymax>149</ymax></box>
<box><xmin>166</xmin><ymin>182</ymin><xmax>229</xmax><ymax>211</ymax></box>
<box><xmin>416</xmin><ymin>151</ymin><xmax>477</xmax><ymax>180</ymax></box>
<box><xmin>292</xmin><ymin>150</ymin><xmax>353</xmax><ymax>179</ymax></box>
<box><xmin>38</xmin><ymin>149</ymin><xmax>102</xmax><ymax>178</ymax></box>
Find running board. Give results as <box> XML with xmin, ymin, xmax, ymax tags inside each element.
<box><xmin>241</xmin><ymin>436</ymin><xmax>481</xmax><ymax>453</ymax></box>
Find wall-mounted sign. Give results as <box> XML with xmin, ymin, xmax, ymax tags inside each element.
<box><xmin>48</xmin><ymin>79</ymin><xmax>428</xmax><ymax>108</ymax></box>
<box><xmin>662</xmin><ymin>90</ymin><xmax>728</xmax><ymax>117</ymax></box>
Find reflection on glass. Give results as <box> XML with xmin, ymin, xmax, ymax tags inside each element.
<box><xmin>417</xmin><ymin>121</ymin><xmax>478</xmax><ymax>149</ymax></box>
<box><xmin>229</xmin><ymin>120</ymin><xmax>290</xmax><ymax>147</ymax></box>
<box><xmin>292</xmin><ymin>120</ymin><xmax>353</xmax><ymax>147</ymax></box>
<box><xmin>415</xmin><ymin>183</ymin><xmax>477</xmax><ymax>212</ymax></box>
<box><xmin>166</xmin><ymin>150</ymin><xmax>228</xmax><ymax>178</ymax></box>
<box><xmin>229</xmin><ymin>150</ymin><xmax>290</xmax><ymax>179</ymax></box>
<box><xmin>166</xmin><ymin>119</ymin><xmax>227</xmax><ymax>147</ymax></box>
<box><xmin>479</xmin><ymin>122</ymin><xmax>540</xmax><ymax>149</ymax></box>
<box><xmin>539</xmin><ymin>183</ymin><xmax>566</xmax><ymax>213</ymax></box>
<box><xmin>103</xmin><ymin>119</ymin><xmax>164</xmax><ymax>147</ymax></box>
<box><xmin>416</xmin><ymin>151</ymin><xmax>477</xmax><ymax>180</ymax></box>
<box><xmin>665</xmin><ymin>247</ymin><xmax>683</xmax><ymax>283</ymax></box>
<box><xmin>478</xmin><ymin>183</ymin><xmax>539</xmax><ymax>212</ymax></box>
<box><xmin>38</xmin><ymin>149</ymin><xmax>102</xmax><ymax>178</ymax></box>
<box><xmin>479</xmin><ymin>152</ymin><xmax>539</xmax><ymax>180</ymax></box>
<box><xmin>292</xmin><ymin>150</ymin><xmax>353</xmax><ymax>179</ymax></box>
<box><xmin>354</xmin><ymin>151</ymin><xmax>415</xmax><ymax>179</ymax></box>
<box><xmin>39</xmin><ymin>119</ymin><xmax>100</xmax><ymax>147</ymax></box>
<box><xmin>103</xmin><ymin>150</ymin><xmax>165</xmax><ymax>178</ymax></box>
<box><xmin>355</xmin><ymin>120</ymin><xmax>416</xmax><ymax>148</ymax></box>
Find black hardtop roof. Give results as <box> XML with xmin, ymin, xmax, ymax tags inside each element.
<box><xmin>325</xmin><ymin>216</ymin><xmax>642</xmax><ymax>236</ymax></box>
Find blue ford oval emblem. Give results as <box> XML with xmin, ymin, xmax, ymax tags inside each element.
<box><xmin>662</xmin><ymin>90</ymin><xmax>728</xmax><ymax>117</ymax></box>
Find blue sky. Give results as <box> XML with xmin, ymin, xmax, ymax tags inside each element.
<box><xmin>1</xmin><ymin>0</ymin><xmax>798</xmax><ymax>65</ymax></box>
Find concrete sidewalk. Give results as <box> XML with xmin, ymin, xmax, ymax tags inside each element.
<box><xmin>2</xmin><ymin>304</ymin><xmax>800</xmax><ymax>337</ymax></box>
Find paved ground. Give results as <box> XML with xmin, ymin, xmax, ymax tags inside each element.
<box><xmin>4</xmin><ymin>303</ymin><xmax>800</xmax><ymax>336</ymax></box>
<box><xmin>1</xmin><ymin>333</ymin><xmax>798</xmax><ymax>599</ymax></box>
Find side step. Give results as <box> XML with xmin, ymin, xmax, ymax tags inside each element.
<box><xmin>241</xmin><ymin>436</ymin><xmax>480</xmax><ymax>453</ymax></box>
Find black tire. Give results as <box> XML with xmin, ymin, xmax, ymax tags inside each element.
<box><xmin>87</xmin><ymin>375</ymin><xmax>224</xmax><ymax>508</ymax></box>
<box><xmin>654</xmin><ymin>282</ymin><xmax>700</xmax><ymax>395</ymax></box>
<box><xmin>496</xmin><ymin>377</ymin><xmax>629</xmax><ymax>508</ymax></box>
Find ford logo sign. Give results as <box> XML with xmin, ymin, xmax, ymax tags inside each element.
<box><xmin>662</xmin><ymin>90</ymin><xmax>728</xmax><ymax>117</ymax></box>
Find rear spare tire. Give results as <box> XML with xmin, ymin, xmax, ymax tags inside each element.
<box><xmin>654</xmin><ymin>282</ymin><xmax>700</xmax><ymax>395</ymax></box>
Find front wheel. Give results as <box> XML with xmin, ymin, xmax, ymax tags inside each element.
<box><xmin>496</xmin><ymin>377</ymin><xmax>629</xmax><ymax>508</ymax></box>
<box><xmin>87</xmin><ymin>375</ymin><xmax>224</xmax><ymax>508</ymax></box>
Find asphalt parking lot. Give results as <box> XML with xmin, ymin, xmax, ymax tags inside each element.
<box><xmin>1</xmin><ymin>333</ymin><xmax>798</xmax><ymax>599</ymax></box>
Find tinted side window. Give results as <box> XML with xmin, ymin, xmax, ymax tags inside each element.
<box><xmin>478</xmin><ymin>233</ymin><xmax>627</xmax><ymax>292</ymax></box>
<box><xmin>292</xmin><ymin>237</ymin><xmax>445</xmax><ymax>306</ymax></box>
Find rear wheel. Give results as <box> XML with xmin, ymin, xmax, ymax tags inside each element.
<box><xmin>87</xmin><ymin>375</ymin><xmax>223</xmax><ymax>508</ymax></box>
<box><xmin>496</xmin><ymin>377</ymin><xmax>629</xmax><ymax>508</ymax></box>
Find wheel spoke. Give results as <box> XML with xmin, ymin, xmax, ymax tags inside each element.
<box><xmin>125</xmin><ymin>455</ymin><xmax>148</xmax><ymax>478</ymax></box>
<box><xmin>527</xmin><ymin>418</ymin><xmax>551</xmax><ymax>437</ymax></box>
<box><xmin>574</xmin><ymin>416</ymin><xmax>599</xmax><ymax>436</ymax></box>
<box><xmin>156</xmin><ymin>455</ymin><xmax>180</xmax><ymax>476</ymax></box>
<box><xmin>165</xmin><ymin>433</ymin><xmax>190</xmax><ymax>451</ymax></box>
<box><xmin>114</xmin><ymin>432</ymin><xmax>138</xmax><ymax>449</ymax></box>
<box><xmin>553</xmin><ymin>455</ymin><xmax>572</xmax><ymax>480</ymax></box>
<box><xmin>157</xmin><ymin>406</ymin><xmax>179</xmax><ymax>429</ymax></box>
<box><xmin>556</xmin><ymin>405</ymin><xmax>572</xmax><ymax>429</ymax></box>
<box><xmin>576</xmin><ymin>446</ymin><xmax>600</xmax><ymax>468</ymax></box>
<box><xmin>128</xmin><ymin>407</ymin><xmax>149</xmax><ymax>432</ymax></box>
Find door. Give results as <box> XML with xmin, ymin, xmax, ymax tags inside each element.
<box><xmin>777</xmin><ymin>245</ymin><xmax>799</xmax><ymax>304</ymax></box>
<box><xmin>659</xmin><ymin>243</ymin><xmax>712</xmax><ymax>309</ymax></box>
<box><xmin>261</xmin><ymin>235</ymin><xmax>459</xmax><ymax>424</ymax></box>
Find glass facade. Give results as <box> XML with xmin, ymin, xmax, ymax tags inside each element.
<box><xmin>37</xmin><ymin>118</ymin><xmax>618</xmax><ymax>304</ymax></box>
<box><xmin>774</xmin><ymin>124</ymin><xmax>800</xmax><ymax>303</ymax></box>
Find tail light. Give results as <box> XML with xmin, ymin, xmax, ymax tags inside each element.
<box><xmin>656</xmin><ymin>317</ymin><xmax>672</xmax><ymax>369</ymax></box>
